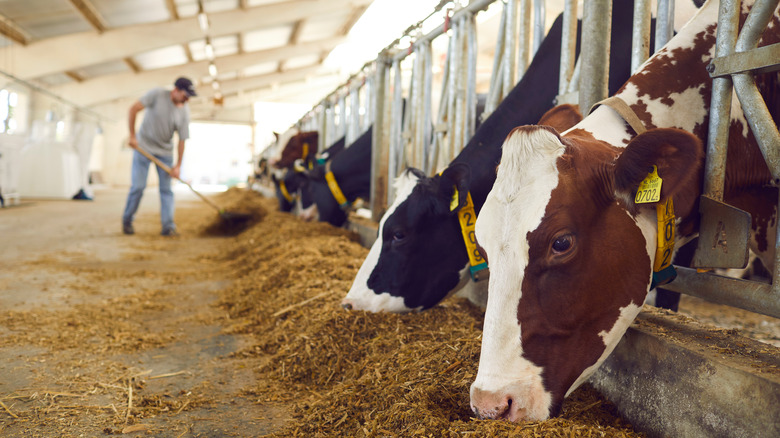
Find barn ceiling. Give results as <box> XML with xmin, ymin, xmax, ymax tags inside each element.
<box><xmin>0</xmin><ymin>0</ymin><xmax>375</xmax><ymax>121</ymax></box>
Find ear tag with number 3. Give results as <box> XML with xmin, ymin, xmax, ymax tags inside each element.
<box><xmin>635</xmin><ymin>165</ymin><xmax>662</xmax><ymax>204</ymax></box>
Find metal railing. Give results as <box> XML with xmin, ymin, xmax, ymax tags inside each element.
<box><xmin>664</xmin><ymin>0</ymin><xmax>780</xmax><ymax>319</ymax></box>
<box><xmin>277</xmin><ymin>0</ymin><xmax>779</xmax><ymax>321</ymax></box>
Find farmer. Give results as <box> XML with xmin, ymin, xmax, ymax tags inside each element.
<box><xmin>122</xmin><ymin>77</ymin><xmax>196</xmax><ymax>236</ymax></box>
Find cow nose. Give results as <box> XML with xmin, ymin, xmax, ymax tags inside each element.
<box><xmin>470</xmin><ymin>388</ymin><xmax>513</xmax><ymax>420</ymax></box>
<box><xmin>341</xmin><ymin>300</ymin><xmax>353</xmax><ymax>310</ymax></box>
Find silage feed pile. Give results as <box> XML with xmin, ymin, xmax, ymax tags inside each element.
<box><xmin>211</xmin><ymin>189</ymin><xmax>643</xmax><ymax>437</ymax></box>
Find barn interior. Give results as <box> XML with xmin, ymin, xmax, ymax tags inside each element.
<box><xmin>1</xmin><ymin>0</ymin><xmax>779</xmax><ymax>437</ymax></box>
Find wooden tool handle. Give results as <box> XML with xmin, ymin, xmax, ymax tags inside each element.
<box><xmin>132</xmin><ymin>145</ymin><xmax>224</xmax><ymax>213</ymax></box>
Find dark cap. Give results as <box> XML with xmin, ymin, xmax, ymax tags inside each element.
<box><xmin>174</xmin><ymin>77</ymin><xmax>197</xmax><ymax>97</ymax></box>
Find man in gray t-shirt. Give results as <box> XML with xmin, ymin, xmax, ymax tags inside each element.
<box><xmin>122</xmin><ymin>77</ymin><xmax>196</xmax><ymax>236</ymax></box>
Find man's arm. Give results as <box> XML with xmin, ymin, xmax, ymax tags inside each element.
<box><xmin>171</xmin><ymin>139</ymin><xmax>185</xmax><ymax>179</ymax></box>
<box><xmin>127</xmin><ymin>100</ymin><xmax>145</xmax><ymax>149</ymax></box>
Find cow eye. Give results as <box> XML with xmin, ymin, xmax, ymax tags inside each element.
<box><xmin>392</xmin><ymin>230</ymin><xmax>406</xmax><ymax>241</ymax></box>
<box><xmin>551</xmin><ymin>234</ymin><xmax>573</xmax><ymax>254</ymax></box>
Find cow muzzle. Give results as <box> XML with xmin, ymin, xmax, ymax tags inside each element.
<box><xmin>470</xmin><ymin>380</ymin><xmax>552</xmax><ymax>422</ymax></box>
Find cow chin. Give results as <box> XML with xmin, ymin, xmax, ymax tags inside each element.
<box><xmin>470</xmin><ymin>375</ymin><xmax>552</xmax><ymax>422</ymax></box>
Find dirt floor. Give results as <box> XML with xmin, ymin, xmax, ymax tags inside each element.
<box><xmin>1</xmin><ymin>185</ymin><xmax>778</xmax><ymax>437</ymax></box>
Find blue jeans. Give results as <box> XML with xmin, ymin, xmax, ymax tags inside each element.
<box><xmin>122</xmin><ymin>150</ymin><xmax>175</xmax><ymax>232</ymax></box>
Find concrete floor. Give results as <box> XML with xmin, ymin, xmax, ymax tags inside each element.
<box><xmin>0</xmin><ymin>187</ymin><xmax>286</xmax><ymax>437</ymax></box>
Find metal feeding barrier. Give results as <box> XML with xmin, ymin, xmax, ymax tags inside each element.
<box><xmin>663</xmin><ymin>0</ymin><xmax>780</xmax><ymax>319</ymax></box>
<box><xmin>279</xmin><ymin>0</ymin><xmax>779</xmax><ymax>319</ymax></box>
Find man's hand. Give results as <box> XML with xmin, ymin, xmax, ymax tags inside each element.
<box><xmin>171</xmin><ymin>164</ymin><xmax>181</xmax><ymax>179</ymax></box>
<box><xmin>128</xmin><ymin>136</ymin><xmax>139</xmax><ymax>150</ymax></box>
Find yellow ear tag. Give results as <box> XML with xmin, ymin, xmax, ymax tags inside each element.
<box><xmin>450</xmin><ymin>187</ymin><xmax>459</xmax><ymax>211</ymax></box>
<box><xmin>635</xmin><ymin>165</ymin><xmax>662</xmax><ymax>204</ymax></box>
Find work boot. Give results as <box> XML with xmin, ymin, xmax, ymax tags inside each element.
<box><xmin>122</xmin><ymin>222</ymin><xmax>135</xmax><ymax>235</ymax></box>
<box><xmin>161</xmin><ymin>227</ymin><xmax>179</xmax><ymax>237</ymax></box>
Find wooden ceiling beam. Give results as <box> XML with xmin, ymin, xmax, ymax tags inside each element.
<box><xmin>1</xmin><ymin>0</ymin><xmax>371</xmax><ymax>80</ymax></box>
<box><xmin>68</xmin><ymin>0</ymin><xmax>108</xmax><ymax>33</ymax></box>
<box><xmin>123</xmin><ymin>58</ymin><xmax>141</xmax><ymax>73</ymax></box>
<box><xmin>50</xmin><ymin>36</ymin><xmax>347</xmax><ymax>106</ymax></box>
<box><xmin>65</xmin><ymin>71</ymin><xmax>84</xmax><ymax>82</ymax></box>
<box><xmin>341</xmin><ymin>6</ymin><xmax>369</xmax><ymax>35</ymax></box>
<box><xmin>0</xmin><ymin>13</ymin><xmax>31</xmax><ymax>45</ymax></box>
<box><xmin>278</xmin><ymin>19</ymin><xmax>306</xmax><ymax>72</ymax></box>
<box><xmin>164</xmin><ymin>0</ymin><xmax>180</xmax><ymax>20</ymax></box>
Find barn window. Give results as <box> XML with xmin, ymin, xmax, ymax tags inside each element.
<box><xmin>0</xmin><ymin>89</ymin><xmax>18</xmax><ymax>134</ymax></box>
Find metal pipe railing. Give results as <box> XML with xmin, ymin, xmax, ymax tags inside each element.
<box><xmin>686</xmin><ymin>0</ymin><xmax>780</xmax><ymax>319</ymax></box>
<box><xmin>631</xmin><ymin>0</ymin><xmax>652</xmax><ymax>73</ymax></box>
<box><xmin>578</xmin><ymin>0</ymin><xmax>612</xmax><ymax>113</ymax></box>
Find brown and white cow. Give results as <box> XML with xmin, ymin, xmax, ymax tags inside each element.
<box><xmin>470</xmin><ymin>0</ymin><xmax>779</xmax><ymax>421</ymax></box>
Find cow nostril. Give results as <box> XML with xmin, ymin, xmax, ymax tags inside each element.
<box><xmin>341</xmin><ymin>302</ymin><xmax>353</xmax><ymax>310</ymax></box>
<box><xmin>497</xmin><ymin>397</ymin><xmax>515</xmax><ymax>420</ymax></box>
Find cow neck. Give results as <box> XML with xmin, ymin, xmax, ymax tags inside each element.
<box><xmin>589</xmin><ymin>96</ymin><xmax>648</xmax><ymax>136</ymax></box>
<box><xmin>590</xmin><ymin>96</ymin><xmax>677</xmax><ymax>289</ymax></box>
<box><xmin>324</xmin><ymin>160</ymin><xmax>350</xmax><ymax>209</ymax></box>
<box><xmin>591</xmin><ymin>95</ymin><xmax>677</xmax><ymax>289</ymax></box>
<box><xmin>441</xmin><ymin>173</ymin><xmax>489</xmax><ymax>282</ymax></box>
<box><xmin>278</xmin><ymin>180</ymin><xmax>296</xmax><ymax>203</ymax></box>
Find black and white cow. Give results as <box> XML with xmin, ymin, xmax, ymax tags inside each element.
<box><xmin>342</xmin><ymin>0</ymin><xmax>657</xmax><ymax>312</ymax></box>
<box><xmin>273</xmin><ymin>135</ymin><xmax>346</xmax><ymax>213</ymax></box>
<box><xmin>299</xmin><ymin>126</ymin><xmax>374</xmax><ymax>226</ymax></box>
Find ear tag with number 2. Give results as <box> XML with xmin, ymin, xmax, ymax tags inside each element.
<box><xmin>635</xmin><ymin>165</ymin><xmax>662</xmax><ymax>204</ymax></box>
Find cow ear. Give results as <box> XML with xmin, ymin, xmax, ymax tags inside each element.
<box><xmin>537</xmin><ymin>103</ymin><xmax>583</xmax><ymax>133</ymax></box>
<box><xmin>439</xmin><ymin>162</ymin><xmax>471</xmax><ymax>212</ymax></box>
<box><xmin>613</xmin><ymin>128</ymin><xmax>704</xmax><ymax>216</ymax></box>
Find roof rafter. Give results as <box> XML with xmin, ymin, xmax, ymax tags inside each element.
<box><xmin>164</xmin><ymin>0</ymin><xmax>179</xmax><ymax>20</ymax></box>
<box><xmin>1</xmin><ymin>0</ymin><xmax>372</xmax><ymax>80</ymax></box>
<box><xmin>341</xmin><ymin>6</ymin><xmax>369</xmax><ymax>35</ymax></box>
<box><xmin>50</xmin><ymin>36</ymin><xmax>347</xmax><ymax>107</ymax></box>
<box><xmin>0</xmin><ymin>13</ymin><xmax>31</xmax><ymax>45</ymax></box>
<box><xmin>124</xmin><ymin>58</ymin><xmax>141</xmax><ymax>73</ymax></box>
<box><xmin>278</xmin><ymin>19</ymin><xmax>306</xmax><ymax>72</ymax></box>
<box><xmin>68</xmin><ymin>0</ymin><xmax>108</xmax><ymax>33</ymax></box>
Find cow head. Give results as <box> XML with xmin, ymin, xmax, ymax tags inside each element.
<box><xmin>470</xmin><ymin>125</ymin><xmax>703</xmax><ymax>420</ymax></box>
<box><xmin>342</xmin><ymin>164</ymin><xmax>483</xmax><ymax>312</ymax></box>
<box><xmin>274</xmin><ymin>131</ymin><xmax>318</xmax><ymax>169</ymax></box>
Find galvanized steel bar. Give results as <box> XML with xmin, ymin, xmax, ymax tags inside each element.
<box><xmin>733</xmin><ymin>74</ymin><xmax>780</xmax><ymax>181</ymax></box>
<box><xmin>654</xmin><ymin>0</ymin><xmax>675</xmax><ymax>52</ymax></box>
<box><xmin>558</xmin><ymin>0</ymin><xmax>578</xmax><ymax>97</ymax></box>
<box><xmin>663</xmin><ymin>267</ymin><xmax>780</xmax><ymax>319</ymax></box>
<box><xmin>337</xmin><ymin>93</ymin><xmax>347</xmax><ymax>144</ymax></box>
<box><xmin>391</xmin><ymin>0</ymin><xmax>495</xmax><ymax>64</ymax></box>
<box><xmin>364</xmin><ymin>75</ymin><xmax>373</xmax><ymax>129</ymax></box>
<box><xmin>421</xmin><ymin>42</ymin><xmax>433</xmax><ymax>174</ymax></box>
<box><xmin>703</xmin><ymin>0</ymin><xmax>740</xmax><ymax>200</ymax></box>
<box><xmin>483</xmin><ymin>1</ymin><xmax>508</xmax><ymax>118</ymax></box>
<box><xmin>447</xmin><ymin>17</ymin><xmax>461</xmax><ymax>163</ymax></box>
<box><xmin>532</xmin><ymin>0</ymin><xmax>545</xmax><ymax>56</ymax></box>
<box><xmin>729</xmin><ymin>0</ymin><xmax>780</xmax><ymax>179</ymax></box>
<box><xmin>631</xmin><ymin>0</ymin><xmax>652</xmax><ymax>73</ymax></box>
<box><xmin>578</xmin><ymin>0</ymin><xmax>612</xmax><ymax>113</ymax></box>
<box><xmin>410</xmin><ymin>46</ymin><xmax>425</xmax><ymax>170</ymax></box>
<box><xmin>318</xmin><ymin>105</ymin><xmax>327</xmax><ymax>156</ymax></box>
<box><xmin>517</xmin><ymin>0</ymin><xmax>532</xmax><ymax>81</ymax></box>
<box><xmin>370</xmin><ymin>58</ymin><xmax>390</xmax><ymax>221</ymax></box>
<box><xmin>388</xmin><ymin>58</ymin><xmax>404</xmax><ymax>204</ymax></box>
<box><xmin>464</xmin><ymin>12</ymin><xmax>477</xmax><ymax>148</ymax></box>
<box><xmin>503</xmin><ymin>0</ymin><xmax>518</xmax><ymax>99</ymax></box>
<box><xmin>348</xmin><ymin>84</ymin><xmax>360</xmax><ymax>145</ymax></box>
<box><xmin>452</xmin><ymin>15</ymin><xmax>465</xmax><ymax>163</ymax></box>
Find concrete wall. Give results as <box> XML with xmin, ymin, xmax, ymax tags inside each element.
<box><xmin>591</xmin><ymin>309</ymin><xmax>780</xmax><ymax>438</ymax></box>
